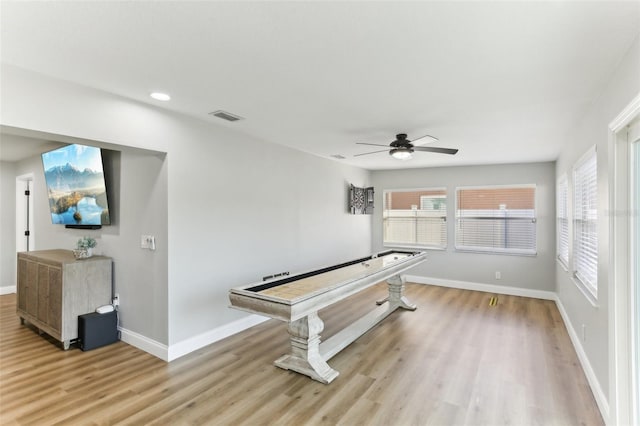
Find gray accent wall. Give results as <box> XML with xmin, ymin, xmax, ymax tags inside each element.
<box><xmin>371</xmin><ymin>162</ymin><xmax>556</xmax><ymax>292</ymax></box>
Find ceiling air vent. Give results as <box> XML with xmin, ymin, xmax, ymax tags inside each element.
<box><xmin>209</xmin><ymin>110</ymin><xmax>244</xmax><ymax>122</ymax></box>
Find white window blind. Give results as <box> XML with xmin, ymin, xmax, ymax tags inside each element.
<box><xmin>455</xmin><ymin>185</ymin><xmax>537</xmax><ymax>255</ymax></box>
<box><xmin>573</xmin><ymin>147</ymin><xmax>598</xmax><ymax>297</ymax></box>
<box><xmin>556</xmin><ymin>175</ymin><xmax>569</xmax><ymax>267</ymax></box>
<box><xmin>383</xmin><ymin>188</ymin><xmax>447</xmax><ymax>249</ymax></box>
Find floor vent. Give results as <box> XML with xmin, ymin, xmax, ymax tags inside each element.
<box><xmin>209</xmin><ymin>110</ymin><xmax>244</xmax><ymax>122</ymax></box>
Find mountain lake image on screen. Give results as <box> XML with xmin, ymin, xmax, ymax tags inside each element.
<box><xmin>41</xmin><ymin>144</ymin><xmax>111</xmax><ymax>225</ymax></box>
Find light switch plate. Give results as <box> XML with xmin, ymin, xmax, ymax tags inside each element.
<box><xmin>141</xmin><ymin>235</ymin><xmax>156</xmax><ymax>250</ymax></box>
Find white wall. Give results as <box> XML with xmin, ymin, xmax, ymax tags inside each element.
<box><xmin>371</xmin><ymin>162</ymin><xmax>556</xmax><ymax>292</ymax></box>
<box><xmin>555</xmin><ymin>35</ymin><xmax>640</xmax><ymax>420</ymax></box>
<box><xmin>0</xmin><ymin>161</ymin><xmax>17</xmax><ymax>293</ymax></box>
<box><xmin>168</xmin><ymin>128</ymin><xmax>371</xmax><ymax>343</ymax></box>
<box><xmin>0</xmin><ymin>64</ymin><xmax>372</xmax><ymax>352</ymax></box>
<box><xmin>115</xmin><ymin>149</ymin><xmax>169</xmax><ymax>343</ymax></box>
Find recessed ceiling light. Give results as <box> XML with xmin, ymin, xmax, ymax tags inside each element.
<box><xmin>150</xmin><ymin>92</ymin><xmax>171</xmax><ymax>101</ymax></box>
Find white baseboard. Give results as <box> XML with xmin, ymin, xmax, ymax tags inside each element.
<box><xmin>118</xmin><ymin>314</ymin><xmax>269</xmax><ymax>363</ymax></box>
<box><xmin>405</xmin><ymin>275</ymin><xmax>556</xmax><ymax>300</ymax></box>
<box><xmin>0</xmin><ymin>285</ymin><xmax>16</xmax><ymax>295</ymax></box>
<box><xmin>167</xmin><ymin>314</ymin><xmax>269</xmax><ymax>362</ymax></box>
<box><xmin>406</xmin><ymin>274</ymin><xmax>608</xmax><ymax>424</ymax></box>
<box><xmin>119</xmin><ymin>326</ymin><xmax>169</xmax><ymax>361</ymax></box>
<box><xmin>554</xmin><ymin>296</ymin><xmax>610</xmax><ymax>423</ymax></box>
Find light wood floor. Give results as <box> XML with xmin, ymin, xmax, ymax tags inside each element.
<box><xmin>0</xmin><ymin>283</ymin><xmax>603</xmax><ymax>425</ymax></box>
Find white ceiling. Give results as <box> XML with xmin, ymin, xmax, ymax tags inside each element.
<box><xmin>1</xmin><ymin>1</ymin><xmax>639</xmax><ymax>169</ymax></box>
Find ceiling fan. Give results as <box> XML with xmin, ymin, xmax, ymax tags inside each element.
<box><xmin>355</xmin><ymin>133</ymin><xmax>459</xmax><ymax>160</ymax></box>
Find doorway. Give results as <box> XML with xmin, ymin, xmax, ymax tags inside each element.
<box><xmin>15</xmin><ymin>173</ymin><xmax>34</xmax><ymax>252</ymax></box>
<box><xmin>610</xmin><ymin>95</ymin><xmax>640</xmax><ymax>426</ymax></box>
<box><xmin>632</xmin><ymin>131</ymin><xmax>640</xmax><ymax>426</ymax></box>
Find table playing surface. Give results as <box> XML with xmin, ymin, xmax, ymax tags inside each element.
<box><xmin>254</xmin><ymin>252</ymin><xmax>411</xmax><ymax>302</ymax></box>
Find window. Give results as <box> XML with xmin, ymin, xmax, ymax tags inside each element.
<box><xmin>573</xmin><ymin>147</ymin><xmax>597</xmax><ymax>298</ymax></box>
<box><xmin>383</xmin><ymin>188</ymin><xmax>447</xmax><ymax>249</ymax></box>
<box><xmin>455</xmin><ymin>185</ymin><xmax>537</xmax><ymax>255</ymax></box>
<box><xmin>556</xmin><ymin>175</ymin><xmax>569</xmax><ymax>267</ymax></box>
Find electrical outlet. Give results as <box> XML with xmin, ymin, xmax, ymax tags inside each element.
<box><xmin>113</xmin><ymin>293</ymin><xmax>120</xmax><ymax>307</ymax></box>
<box><xmin>495</xmin><ymin>271</ymin><xmax>501</xmax><ymax>280</ymax></box>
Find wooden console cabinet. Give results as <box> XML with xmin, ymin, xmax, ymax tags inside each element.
<box><xmin>17</xmin><ymin>249</ymin><xmax>112</xmax><ymax>349</ymax></box>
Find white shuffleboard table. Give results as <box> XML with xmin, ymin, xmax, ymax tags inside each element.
<box><xmin>228</xmin><ymin>250</ymin><xmax>427</xmax><ymax>383</ymax></box>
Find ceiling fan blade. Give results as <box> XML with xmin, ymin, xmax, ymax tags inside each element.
<box><xmin>411</xmin><ymin>134</ymin><xmax>440</xmax><ymax>143</ymax></box>
<box><xmin>355</xmin><ymin>143</ymin><xmax>390</xmax><ymax>147</ymax></box>
<box><xmin>354</xmin><ymin>149</ymin><xmax>390</xmax><ymax>157</ymax></box>
<box><xmin>413</xmin><ymin>146</ymin><xmax>459</xmax><ymax>155</ymax></box>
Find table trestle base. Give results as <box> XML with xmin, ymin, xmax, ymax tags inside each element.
<box><xmin>274</xmin><ymin>274</ymin><xmax>415</xmax><ymax>383</ymax></box>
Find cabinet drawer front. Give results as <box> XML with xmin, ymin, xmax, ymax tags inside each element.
<box><xmin>25</xmin><ymin>261</ymin><xmax>38</xmax><ymax>316</ymax></box>
<box><xmin>37</xmin><ymin>264</ymin><xmax>49</xmax><ymax>323</ymax></box>
<box><xmin>48</xmin><ymin>267</ymin><xmax>62</xmax><ymax>332</ymax></box>
<box><xmin>17</xmin><ymin>258</ymin><xmax>28</xmax><ymax>312</ymax></box>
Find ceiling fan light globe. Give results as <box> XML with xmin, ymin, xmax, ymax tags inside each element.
<box><xmin>390</xmin><ymin>148</ymin><xmax>413</xmax><ymax>160</ymax></box>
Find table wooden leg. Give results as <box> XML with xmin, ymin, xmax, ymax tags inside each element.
<box><xmin>385</xmin><ymin>274</ymin><xmax>417</xmax><ymax>311</ymax></box>
<box><xmin>274</xmin><ymin>312</ymin><xmax>339</xmax><ymax>384</ymax></box>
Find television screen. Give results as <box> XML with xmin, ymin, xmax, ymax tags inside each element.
<box><xmin>42</xmin><ymin>144</ymin><xmax>111</xmax><ymax>225</ymax></box>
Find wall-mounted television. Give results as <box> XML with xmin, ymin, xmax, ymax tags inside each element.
<box><xmin>42</xmin><ymin>144</ymin><xmax>111</xmax><ymax>228</ymax></box>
